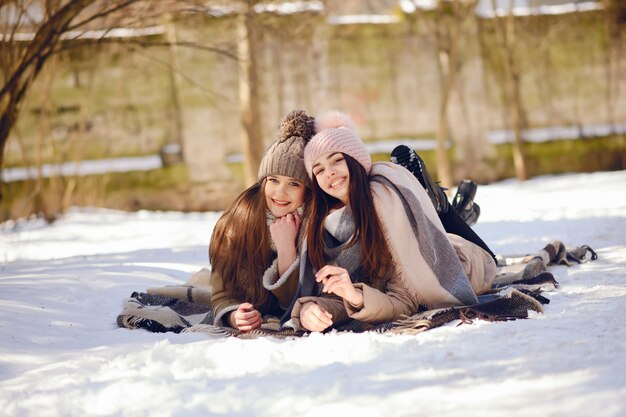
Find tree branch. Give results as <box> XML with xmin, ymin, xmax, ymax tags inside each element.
<box><xmin>66</xmin><ymin>0</ymin><xmax>139</xmax><ymax>31</ymax></box>
<box><xmin>0</xmin><ymin>0</ymin><xmax>95</xmax><ymax>99</ymax></box>
<box><xmin>56</xmin><ymin>36</ymin><xmax>239</xmax><ymax>61</ymax></box>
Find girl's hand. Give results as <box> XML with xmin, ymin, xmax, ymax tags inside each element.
<box><xmin>271</xmin><ymin>211</ymin><xmax>301</xmax><ymax>275</ymax></box>
<box><xmin>269</xmin><ymin>211</ymin><xmax>301</xmax><ymax>253</ymax></box>
<box><xmin>315</xmin><ymin>265</ymin><xmax>363</xmax><ymax>306</ymax></box>
<box><xmin>229</xmin><ymin>302</ymin><xmax>262</xmax><ymax>332</ymax></box>
<box><xmin>300</xmin><ymin>302</ymin><xmax>333</xmax><ymax>332</ymax></box>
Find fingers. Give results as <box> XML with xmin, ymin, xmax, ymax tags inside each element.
<box><xmin>270</xmin><ymin>213</ymin><xmax>297</xmax><ymax>232</ymax></box>
<box><xmin>294</xmin><ymin>210</ymin><xmax>301</xmax><ymax>229</ymax></box>
<box><xmin>236</xmin><ymin>312</ymin><xmax>262</xmax><ymax>332</ymax></box>
<box><xmin>234</xmin><ymin>303</ymin><xmax>262</xmax><ymax>332</ymax></box>
<box><xmin>271</xmin><ymin>212</ymin><xmax>300</xmax><ymax>226</ymax></box>
<box><xmin>301</xmin><ymin>303</ymin><xmax>333</xmax><ymax>332</ymax></box>
<box><xmin>278</xmin><ymin>213</ymin><xmax>293</xmax><ymax>223</ymax></box>
<box><xmin>236</xmin><ymin>309</ymin><xmax>260</xmax><ymax>320</ymax></box>
<box><xmin>315</xmin><ymin>266</ymin><xmax>350</xmax><ymax>288</ymax></box>
<box><xmin>315</xmin><ymin>265</ymin><xmax>348</xmax><ymax>281</ymax></box>
<box><xmin>322</xmin><ymin>275</ymin><xmax>350</xmax><ymax>295</ymax></box>
<box><xmin>237</xmin><ymin>315</ymin><xmax>262</xmax><ymax>332</ymax></box>
<box><xmin>236</xmin><ymin>315</ymin><xmax>261</xmax><ymax>332</ymax></box>
<box><xmin>320</xmin><ymin>274</ymin><xmax>343</xmax><ymax>292</ymax></box>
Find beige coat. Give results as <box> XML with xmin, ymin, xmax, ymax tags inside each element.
<box><xmin>290</xmin><ymin>162</ymin><xmax>496</xmax><ymax>329</ymax></box>
<box><xmin>290</xmin><ymin>233</ymin><xmax>496</xmax><ymax>328</ymax></box>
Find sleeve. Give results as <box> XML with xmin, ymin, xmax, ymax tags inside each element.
<box><xmin>289</xmin><ymin>295</ymin><xmax>350</xmax><ymax>331</ymax></box>
<box><xmin>262</xmin><ymin>256</ymin><xmax>300</xmax><ymax>309</ymax></box>
<box><xmin>184</xmin><ymin>267</ymin><xmax>212</xmax><ymax>288</ymax></box>
<box><xmin>343</xmin><ymin>281</ymin><xmax>417</xmax><ymax>324</ymax></box>
<box><xmin>209</xmin><ymin>268</ymin><xmax>240</xmax><ymax>327</ymax></box>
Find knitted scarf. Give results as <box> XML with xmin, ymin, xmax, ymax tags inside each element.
<box><xmin>320</xmin><ymin>207</ymin><xmax>364</xmax><ymax>278</ymax></box>
<box><xmin>265</xmin><ymin>209</ymin><xmax>278</xmax><ymax>252</ymax></box>
<box><xmin>280</xmin><ymin>206</ymin><xmax>363</xmax><ymax>323</ymax></box>
<box><xmin>369</xmin><ymin>162</ymin><xmax>479</xmax><ymax>307</ymax></box>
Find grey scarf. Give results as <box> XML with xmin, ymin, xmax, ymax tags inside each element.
<box><xmin>280</xmin><ymin>206</ymin><xmax>364</xmax><ymax>323</ymax></box>
<box><xmin>369</xmin><ymin>171</ymin><xmax>478</xmax><ymax>306</ymax></box>
<box><xmin>320</xmin><ymin>207</ymin><xmax>364</xmax><ymax>279</ymax></box>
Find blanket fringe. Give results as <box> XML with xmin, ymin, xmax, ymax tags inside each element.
<box><xmin>183</xmin><ymin>324</ymin><xmax>305</xmax><ymax>339</ymax></box>
<box><xmin>183</xmin><ymin>324</ymin><xmax>237</xmax><ymax>337</ymax></box>
<box><xmin>387</xmin><ymin>288</ymin><xmax>543</xmax><ymax>335</ymax></box>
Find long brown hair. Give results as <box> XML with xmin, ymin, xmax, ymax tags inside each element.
<box><xmin>209</xmin><ymin>179</ymin><xmax>311</xmax><ymax>308</ymax></box>
<box><xmin>306</xmin><ymin>154</ymin><xmax>392</xmax><ymax>287</ymax></box>
<box><xmin>209</xmin><ymin>181</ymin><xmax>272</xmax><ymax>307</ymax></box>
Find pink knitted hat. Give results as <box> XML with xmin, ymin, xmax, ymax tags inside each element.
<box><xmin>304</xmin><ymin>111</ymin><xmax>371</xmax><ymax>177</ymax></box>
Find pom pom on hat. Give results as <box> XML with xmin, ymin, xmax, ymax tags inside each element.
<box><xmin>278</xmin><ymin>110</ymin><xmax>316</xmax><ymax>143</ymax></box>
<box><xmin>304</xmin><ymin>110</ymin><xmax>371</xmax><ymax>177</ymax></box>
<box><xmin>258</xmin><ymin>110</ymin><xmax>315</xmax><ymax>184</ymax></box>
<box><xmin>314</xmin><ymin>110</ymin><xmax>356</xmax><ymax>133</ymax></box>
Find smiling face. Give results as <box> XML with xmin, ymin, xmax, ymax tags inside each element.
<box><xmin>264</xmin><ymin>174</ymin><xmax>306</xmax><ymax>217</ymax></box>
<box><xmin>312</xmin><ymin>152</ymin><xmax>350</xmax><ymax>205</ymax></box>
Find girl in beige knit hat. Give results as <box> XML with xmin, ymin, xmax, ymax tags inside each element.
<box><xmin>208</xmin><ymin>110</ymin><xmax>315</xmax><ymax>332</ymax></box>
<box><xmin>289</xmin><ymin>111</ymin><xmax>497</xmax><ymax>332</ymax></box>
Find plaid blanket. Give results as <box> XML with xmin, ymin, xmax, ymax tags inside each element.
<box><xmin>116</xmin><ymin>241</ymin><xmax>597</xmax><ymax>338</ymax></box>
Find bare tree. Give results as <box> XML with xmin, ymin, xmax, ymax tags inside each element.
<box><xmin>1</xmin><ymin>0</ymin><xmax>267</xmax><ymax>211</ymax></box>
<box><xmin>0</xmin><ymin>0</ymin><xmax>141</xmax><ymax>202</ymax></box>
<box><xmin>237</xmin><ymin>0</ymin><xmax>264</xmax><ymax>187</ymax></box>
<box><xmin>487</xmin><ymin>0</ymin><xmax>528</xmax><ymax>181</ymax></box>
<box><xmin>164</xmin><ymin>11</ymin><xmax>184</xmax><ymax>158</ymax></box>
<box><xmin>431</xmin><ymin>0</ymin><xmax>477</xmax><ymax>190</ymax></box>
<box><xmin>602</xmin><ymin>0</ymin><xmax>625</xmax><ymax>127</ymax></box>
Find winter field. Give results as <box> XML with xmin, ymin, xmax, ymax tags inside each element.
<box><xmin>1</xmin><ymin>170</ymin><xmax>625</xmax><ymax>417</ymax></box>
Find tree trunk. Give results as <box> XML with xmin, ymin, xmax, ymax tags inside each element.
<box><xmin>431</xmin><ymin>0</ymin><xmax>478</xmax><ymax>190</ymax></box>
<box><xmin>0</xmin><ymin>0</ymin><xmax>98</xmax><ymax>201</ymax></box>
<box><xmin>505</xmin><ymin>12</ymin><xmax>528</xmax><ymax>181</ymax></box>
<box><xmin>603</xmin><ymin>0</ymin><xmax>625</xmax><ymax>128</ymax></box>
<box><xmin>435</xmin><ymin>46</ymin><xmax>454</xmax><ymax>191</ymax></box>
<box><xmin>165</xmin><ymin>12</ymin><xmax>185</xmax><ymax>157</ymax></box>
<box><xmin>237</xmin><ymin>6</ymin><xmax>264</xmax><ymax>187</ymax></box>
<box><xmin>490</xmin><ymin>0</ymin><xmax>528</xmax><ymax>181</ymax></box>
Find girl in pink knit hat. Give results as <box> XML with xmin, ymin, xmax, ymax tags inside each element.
<box><xmin>289</xmin><ymin>111</ymin><xmax>497</xmax><ymax>332</ymax></box>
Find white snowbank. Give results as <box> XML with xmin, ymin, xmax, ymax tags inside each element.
<box><xmin>1</xmin><ymin>170</ymin><xmax>625</xmax><ymax>417</ymax></box>
<box><xmin>5</xmin><ymin>123</ymin><xmax>625</xmax><ymax>181</ymax></box>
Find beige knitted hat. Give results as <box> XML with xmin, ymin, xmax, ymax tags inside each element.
<box><xmin>304</xmin><ymin>111</ymin><xmax>371</xmax><ymax>177</ymax></box>
<box><xmin>258</xmin><ymin>110</ymin><xmax>316</xmax><ymax>184</ymax></box>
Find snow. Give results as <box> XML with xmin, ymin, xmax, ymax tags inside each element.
<box><xmin>1</xmin><ymin>170</ymin><xmax>625</xmax><ymax>417</ymax></box>
<box><xmin>327</xmin><ymin>14</ymin><xmax>401</xmax><ymax>25</ymax></box>
<box><xmin>400</xmin><ymin>0</ymin><xmax>603</xmax><ymax>18</ymax></box>
<box><xmin>256</xmin><ymin>1</ymin><xmax>324</xmax><ymax>15</ymax></box>
<box><xmin>1</xmin><ymin>155</ymin><xmax>163</xmax><ymax>183</ymax></box>
<box><xmin>487</xmin><ymin>122</ymin><xmax>626</xmax><ymax>145</ymax></box>
<box><xmin>1</xmin><ymin>26</ymin><xmax>165</xmax><ymax>42</ymax></box>
<box><xmin>474</xmin><ymin>0</ymin><xmax>603</xmax><ymax>18</ymax></box>
<box><xmin>6</xmin><ymin>123</ymin><xmax>625</xmax><ymax>181</ymax></box>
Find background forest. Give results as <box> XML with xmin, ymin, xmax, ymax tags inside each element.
<box><xmin>1</xmin><ymin>0</ymin><xmax>625</xmax><ymax>221</ymax></box>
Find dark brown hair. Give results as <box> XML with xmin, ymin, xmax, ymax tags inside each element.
<box><xmin>306</xmin><ymin>154</ymin><xmax>392</xmax><ymax>287</ymax></box>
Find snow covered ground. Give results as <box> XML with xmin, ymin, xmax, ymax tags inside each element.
<box><xmin>1</xmin><ymin>170</ymin><xmax>625</xmax><ymax>417</ymax></box>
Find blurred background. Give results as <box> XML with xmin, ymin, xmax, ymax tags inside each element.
<box><xmin>1</xmin><ymin>0</ymin><xmax>624</xmax><ymax>222</ymax></box>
